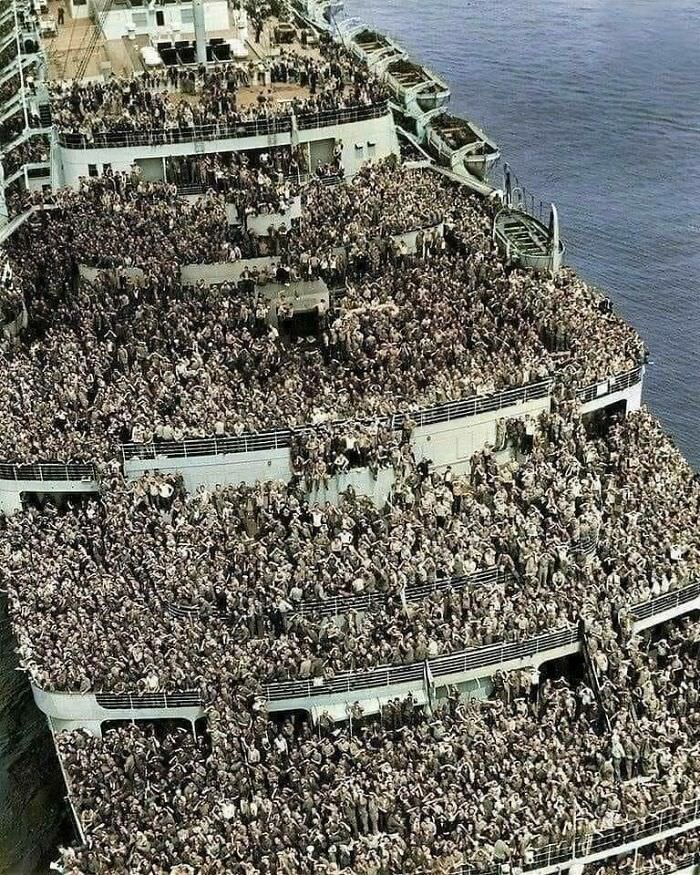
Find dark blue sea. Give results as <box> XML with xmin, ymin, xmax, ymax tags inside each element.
<box><xmin>1</xmin><ymin>2</ymin><xmax>699</xmax><ymax>871</ymax></box>
<box><xmin>347</xmin><ymin>0</ymin><xmax>700</xmax><ymax>466</ymax></box>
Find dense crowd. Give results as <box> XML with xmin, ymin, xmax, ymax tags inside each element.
<box><xmin>49</xmin><ymin>36</ymin><xmax>387</xmax><ymax>142</ymax></box>
<box><xmin>55</xmin><ymin>614</ymin><xmax>700</xmax><ymax>874</ymax></box>
<box><xmin>290</xmin><ymin>419</ymin><xmax>405</xmax><ymax>485</ymax></box>
<box><xmin>5</xmin><ymin>408</ymin><xmax>699</xmax><ymax>694</ymax></box>
<box><xmin>1</xmin><ymin>132</ymin><xmax>50</xmax><ymax>178</ymax></box>
<box><xmin>593</xmin><ymin>834</ymin><xmax>700</xmax><ymax>875</ymax></box>
<box><xmin>0</xmin><ymin>161</ymin><xmax>646</xmax><ymax>464</ymax></box>
<box><xmin>167</xmin><ymin>145</ymin><xmax>307</xmax><ymax>216</ymax></box>
<box><xmin>0</xmin><ymin>251</ymin><xmax>24</xmax><ymax>328</ymax></box>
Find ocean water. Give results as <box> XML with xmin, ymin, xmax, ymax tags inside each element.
<box><xmin>346</xmin><ymin>0</ymin><xmax>700</xmax><ymax>466</ymax></box>
<box><xmin>1</xmin><ymin>1</ymin><xmax>699</xmax><ymax>870</ymax></box>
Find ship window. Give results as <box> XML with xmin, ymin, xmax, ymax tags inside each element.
<box><xmin>156</xmin><ymin>9</ymin><xmax>165</xmax><ymax>25</ymax></box>
<box><xmin>88</xmin><ymin>163</ymin><xmax>98</xmax><ymax>177</ymax></box>
<box><xmin>367</xmin><ymin>141</ymin><xmax>376</xmax><ymax>158</ymax></box>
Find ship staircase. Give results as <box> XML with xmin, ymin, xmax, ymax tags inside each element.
<box><xmin>0</xmin><ymin>90</ymin><xmax>22</xmax><ymax>125</ymax></box>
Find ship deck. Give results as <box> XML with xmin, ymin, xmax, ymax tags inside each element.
<box><xmin>40</xmin><ymin>1</ymin><xmax>321</xmax><ymax>83</ymax></box>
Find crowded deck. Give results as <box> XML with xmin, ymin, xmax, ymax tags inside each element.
<box><xmin>0</xmin><ymin>0</ymin><xmax>697</xmax><ymax>873</ymax></box>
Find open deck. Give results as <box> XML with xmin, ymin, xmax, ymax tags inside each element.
<box><xmin>40</xmin><ymin>0</ymin><xmax>318</xmax><ymax>81</ymax></box>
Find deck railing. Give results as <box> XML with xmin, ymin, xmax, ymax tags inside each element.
<box><xmin>0</xmin><ymin>462</ymin><xmax>96</xmax><ymax>482</ymax></box>
<box><xmin>121</xmin><ymin>367</ymin><xmax>644</xmax><ymax>465</ymax></box>
<box><xmin>448</xmin><ymin>796</ymin><xmax>700</xmax><ymax>875</ymax></box>
<box><xmin>121</xmin><ymin>379</ymin><xmax>552</xmax><ymax>462</ymax></box>
<box><xmin>94</xmin><ymin>690</ymin><xmax>201</xmax><ymax>710</ymax></box>
<box><xmin>576</xmin><ymin>365</ymin><xmax>643</xmax><ymax>404</ymax></box>
<box><xmin>44</xmin><ymin>577</ymin><xmax>698</xmax><ymax>713</ymax></box>
<box><xmin>293</xmin><ymin>566</ymin><xmax>505</xmax><ymax>618</ymax></box>
<box><xmin>56</xmin><ymin>101</ymin><xmax>391</xmax><ymax>151</ymax></box>
<box><xmin>263</xmin><ymin>626</ymin><xmax>579</xmax><ymax>702</ymax></box>
<box><xmin>630</xmin><ymin>580</ymin><xmax>700</xmax><ymax>623</ymax></box>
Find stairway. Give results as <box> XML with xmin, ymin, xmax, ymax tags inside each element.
<box><xmin>38</xmin><ymin>103</ymin><xmax>51</xmax><ymax>127</ymax></box>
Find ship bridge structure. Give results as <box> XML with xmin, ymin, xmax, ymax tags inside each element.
<box><xmin>0</xmin><ymin>0</ymin><xmax>698</xmax><ymax>873</ymax></box>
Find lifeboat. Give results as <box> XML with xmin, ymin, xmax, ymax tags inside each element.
<box><xmin>383</xmin><ymin>58</ymin><xmax>450</xmax><ymax>114</ymax></box>
<box><xmin>425</xmin><ymin>110</ymin><xmax>500</xmax><ymax>180</ymax></box>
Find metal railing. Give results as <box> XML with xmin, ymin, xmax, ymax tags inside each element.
<box><xmin>121</xmin><ymin>367</ymin><xmax>644</xmax><ymax>466</ymax></box>
<box><xmin>56</xmin><ymin>101</ymin><xmax>391</xmax><ymax>151</ymax></box>
<box><xmin>166</xmin><ymin>566</ymin><xmax>506</xmax><ymax>622</ymax></box>
<box><xmin>263</xmin><ymin>625</ymin><xmax>579</xmax><ymax>702</ymax></box>
<box><xmin>449</xmin><ymin>797</ymin><xmax>700</xmax><ymax>875</ymax></box>
<box><xmin>122</xmin><ymin>428</ymin><xmax>292</xmax><ymax>462</ymax></box>
<box><xmin>121</xmin><ymin>379</ymin><xmax>552</xmax><ymax>462</ymax></box>
<box><xmin>575</xmin><ymin>366</ymin><xmax>643</xmax><ymax>405</ymax></box>
<box><xmin>630</xmin><ymin>580</ymin><xmax>700</xmax><ymax>623</ymax></box>
<box><xmin>295</xmin><ymin>100</ymin><xmax>389</xmax><ymax>130</ymax></box>
<box><xmin>53</xmin><ymin>580</ymin><xmax>694</xmax><ymax>712</ymax></box>
<box><xmin>0</xmin><ymin>462</ymin><xmax>96</xmax><ymax>482</ymax></box>
<box><xmin>57</xmin><ymin>116</ymin><xmax>293</xmax><ymax>150</ymax></box>
<box><xmin>293</xmin><ymin>566</ymin><xmax>505</xmax><ymax>618</ymax></box>
<box><xmin>94</xmin><ymin>690</ymin><xmax>201</xmax><ymax>710</ymax></box>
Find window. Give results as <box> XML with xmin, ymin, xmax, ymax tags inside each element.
<box><xmin>156</xmin><ymin>9</ymin><xmax>165</xmax><ymax>25</ymax></box>
<box><xmin>367</xmin><ymin>141</ymin><xmax>376</xmax><ymax>158</ymax></box>
<box><xmin>103</xmin><ymin>162</ymin><xmax>111</xmax><ymax>173</ymax></box>
<box><xmin>88</xmin><ymin>164</ymin><xmax>98</xmax><ymax>177</ymax></box>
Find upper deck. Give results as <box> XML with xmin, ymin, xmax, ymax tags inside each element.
<box><xmin>42</xmin><ymin>0</ymin><xmax>308</xmax><ymax>81</ymax></box>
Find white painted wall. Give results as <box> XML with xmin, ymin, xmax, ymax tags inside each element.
<box><xmin>0</xmin><ymin>478</ymin><xmax>99</xmax><ymax>515</ymax></box>
<box><xmin>100</xmin><ymin>0</ymin><xmax>229</xmax><ymax>41</ymax></box>
<box><xmin>123</xmin><ymin>445</ymin><xmax>293</xmax><ymax>491</ymax></box>
<box><xmin>56</xmin><ymin>113</ymin><xmax>399</xmax><ymax>187</ymax></box>
<box><xmin>412</xmin><ymin>395</ymin><xmax>551</xmax><ymax>474</ymax></box>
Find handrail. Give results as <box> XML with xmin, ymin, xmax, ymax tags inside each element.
<box><xmin>121</xmin><ymin>366</ymin><xmax>645</xmax><ymax>465</ymax></box>
<box><xmin>0</xmin><ymin>461</ymin><xmax>97</xmax><ymax>482</ymax></box>
<box><xmin>630</xmin><ymin>580</ymin><xmax>700</xmax><ymax>622</ymax></box>
<box><xmin>121</xmin><ymin>378</ymin><xmax>552</xmax><ymax>462</ymax></box>
<box><xmin>448</xmin><ymin>796</ymin><xmax>700</xmax><ymax>875</ymax></box>
<box><xmin>293</xmin><ymin>566</ymin><xmax>505</xmax><ymax>618</ymax></box>
<box><xmin>167</xmin><ymin>566</ymin><xmax>506</xmax><ymax>622</ymax></box>
<box><xmin>575</xmin><ymin>365</ymin><xmax>643</xmax><ymax>404</ymax></box>
<box><xmin>37</xmin><ymin>579</ymin><xmax>696</xmax><ymax>709</ymax></box>
<box><xmin>55</xmin><ymin>101</ymin><xmax>391</xmax><ymax>151</ymax></box>
<box><xmin>94</xmin><ymin>690</ymin><xmax>201</xmax><ymax>710</ymax></box>
<box><xmin>263</xmin><ymin>626</ymin><xmax>579</xmax><ymax>702</ymax></box>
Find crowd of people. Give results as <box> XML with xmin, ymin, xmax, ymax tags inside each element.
<box><xmin>0</xmin><ymin>160</ymin><xmax>646</xmax><ymax>464</ymax></box>
<box><xmin>5</xmin><ymin>407</ymin><xmax>699</xmax><ymax>695</ymax></box>
<box><xmin>54</xmin><ymin>611</ymin><xmax>700</xmax><ymax>874</ymax></box>
<box><xmin>1</xmin><ymin>132</ymin><xmax>50</xmax><ymax>178</ymax></box>
<box><xmin>593</xmin><ymin>835</ymin><xmax>700</xmax><ymax>875</ymax></box>
<box><xmin>0</xmin><ymin>47</ymin><xmax>696</xmax><ymax>874</ymax></box>
<box><xmin>290</xmin><ymin>420</ymin><xmax>405</xmax><ymax>485</ymax></box>
<box><xmin>49</xmin><ymin>35</ymin><xmax>388</xmax><ymax>144</ymax></box>
<box><xmin>166</xmin><ymin>145</ymin><xmax>307</xmax><ymax>217</ymax></box>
